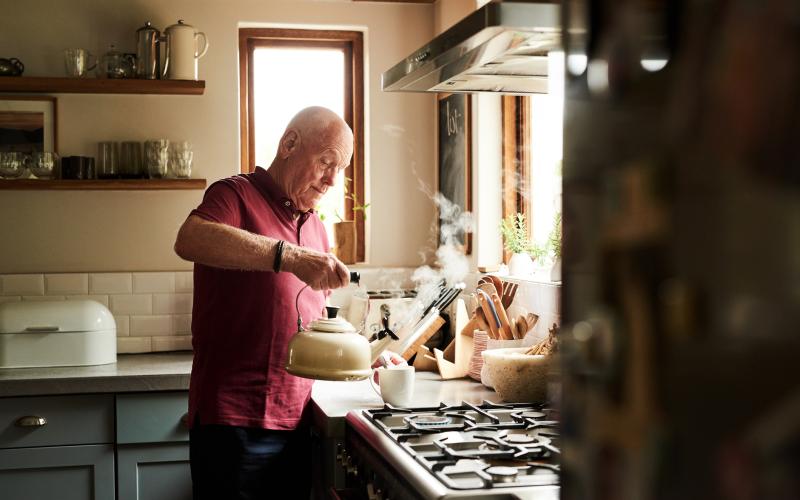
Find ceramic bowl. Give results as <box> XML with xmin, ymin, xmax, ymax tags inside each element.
<box><xmin>481</xmin><ymin>347</ymin><xmax>552</xmax><ymax>403</ymax></box>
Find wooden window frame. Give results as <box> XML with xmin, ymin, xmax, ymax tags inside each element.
<box><xmin>238</xmin><ymin>28</ymin><xmax>366</xmax><ymax>262</ymax></box>
<box><xmin>501</xmin><ymin>96</ymin><xmax>531</xmax><ymax>263</ymax></box>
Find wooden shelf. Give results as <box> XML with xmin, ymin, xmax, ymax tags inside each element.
<box><xmin>0</xmin><ymin>179</ymin><xmax>207</xmax><ymax>190</ymax></box>
<box><xmin>0</xmin><ymin>77</ymin><xmax>205</xmax><ymax>95</ymax></box>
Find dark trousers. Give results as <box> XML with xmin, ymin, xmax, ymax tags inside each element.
<box><xmin>189</xmin><ymin>420</ymin><xmax>311</xmax><ymax>500</ymax></box>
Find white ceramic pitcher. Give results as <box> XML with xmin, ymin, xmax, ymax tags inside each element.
<box><xmin>164</xmin><ymin>20</ymin><xmax>209</xmax><ymax>80</ymax></box>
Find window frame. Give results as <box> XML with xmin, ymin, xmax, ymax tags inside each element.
<box><xmin>501</xmin><ymin>95</ymin><xmax>531</xmax><ymax>263</ymax></box>
<box><xmin>238</xmin><ymin>28</ymin><xmax>366</xmax><ymax>262</ymax></box>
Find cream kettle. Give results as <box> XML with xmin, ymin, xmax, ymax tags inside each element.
<box><xmin>164</xmin><ymin>20</ymin><xmax>208</xmax><ymax>80</ymax></box>
<box><xmin>286</xmin><ymin>307</ymin><xmax>398</xmax><ymax>381</ymax></box>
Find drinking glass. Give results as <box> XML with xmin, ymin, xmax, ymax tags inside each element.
<box><xmin>64</xmin><ymin>49</ymin><xmax>97</xmax><ymax>77</ymax></box>
<box><xmin>0</xmin><ymin>152</ymin><xmax>28</xmax><ymax>178</ymax></box>
<box><xmin>97</xmin><ymin>142</ymin><xmax>119</xmax><ymax>179</ymax></box>
<box><xmin>119</xmin><ymin>141</ymin><xmax>143</xmax><ymax>178</ymax></box>
<box><xmin>29</xmin><ymin>152</ymin><xmax>59</xmax><ymax>179</ymax></box>
<box><xmin>169</xmin><ymin>141</ymin><xmax>193</xmax><ymax>178</ymax></box>
<box><xmin>144</xmin><ymin>139</ymin><xmax>170</xmax><ymax>179</ymax></box>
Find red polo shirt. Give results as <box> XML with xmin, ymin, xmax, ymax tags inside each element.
<box><xmin>186</xmin><ymin>167</ymin><xmax>328</xmax><ymax>430</ymax></box>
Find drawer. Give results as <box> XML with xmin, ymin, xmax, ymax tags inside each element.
<box><xmin>0</xmin><ymin>394</ymin><xmax>114</xmax><ymax>449</ymax></box>
<box><xmin>116</xmin><ymin>391</ymin><xmax>189</xmax><ymax>444</ymax></box>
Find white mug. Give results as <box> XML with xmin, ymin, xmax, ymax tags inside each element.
<box><xmin>370</xmin><ymin>365</ymin><xmax>415</xmax><ymax>407</ymax></box>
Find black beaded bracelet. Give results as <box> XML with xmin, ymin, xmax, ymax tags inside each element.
<box><xmin>273</xmin><ymin>240</ymin><xmax>285</xmax><ymax>273</ymax></box>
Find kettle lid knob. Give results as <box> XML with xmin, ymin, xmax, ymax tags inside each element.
<box><xmin>325</xmin><ymin>306</ymin><xmax>340</xmax><ymax>319</ymax></box>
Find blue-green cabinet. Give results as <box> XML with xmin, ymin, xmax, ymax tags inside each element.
<box><xmin>0</xmin><ymin>394</ymin><xmax>116</xmax><ymax>500</ymax></box>
<box><xmin>0</xmin><ymin>391</ymin><xmax>191</xmax><ymax>500</ymax></box>
<box><xmin>116</xmin><ymin>392</ymin><xmax>191</xmax><ymax>500</ymax></box>
<box><xmin>0</xmin><ymin>445</ymin><xmax>115</xmax><ymax>500</ymax></box>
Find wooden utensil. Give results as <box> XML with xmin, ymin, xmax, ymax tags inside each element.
<box><xmin>501</xmin><ymin>281</ymin><xmax>518</xmax><ymax>309</ymax></box>
<box><xmin>485</xmin><ymin>289</ymin><xmax>514</xmax><ymax>340</ymax></box>
<box><xmin>476</xmin><ymin>290</ymin><xmax>501</xmax><ymax>339</ymax></box>
<box><xmin>488</xmin><ymin>275</ymin><xmax>504</xmax><ymax>297</ymax></box>
<box><xmin>513</xmin><ymin>315</ymin><xmax>527</xmax><ymax>340</ymax></box>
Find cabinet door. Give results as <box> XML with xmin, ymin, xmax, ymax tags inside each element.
<box><xmin>117</xmin><ymin>443</ymin><xmax>191</xmax><ymax>500</ymax></box>
<box><xmin>0</xmin><ymin>444</ymin><xmax>114</xmax><ymax>500</ymax></box>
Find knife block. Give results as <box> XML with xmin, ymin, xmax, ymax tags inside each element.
<box><xmin>434</xmin><ymin>298</ymin><xmax>474</xmax><ymax>379</ymax></box>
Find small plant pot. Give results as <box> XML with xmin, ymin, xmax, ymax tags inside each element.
<box><xmin>508</xmin><ymin>252</ymin><xmax>533</xmax><ymax>277</ymax></box>
<box><xmin>333</xmin><ymin>221</ymin><xmax>357</xmax><ymax>264</ymax></box>
<box><xmin>550</xmin><ymin>256</ymin><xmax>562</xmax><ymax>282</ymax></box>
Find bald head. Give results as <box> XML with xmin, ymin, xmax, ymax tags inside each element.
<box><xmin>286</xmin><ymin>106</ymin><xmax>352</xmax><ymax>143</ymax></box>
<box><xmin>269</xmin><ymin>106</ymin><xmax>354</xmax><ymax>212</ymax></box>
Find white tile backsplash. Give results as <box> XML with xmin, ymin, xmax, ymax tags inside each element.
<box><xmin>174</xmin><ymin>271</ymin><xmax>193</xmax><ymax>292</ymax></box>
<box><xmin>152</xmin><ymin>336</ymin><xmax>192</xmax><ymax>352</ymax></box>
<box><xmin>133</xmin><ymin>272</ymin><xmax>175</xmax><ymax>293</ymax></box>
<box><xmin>152</xmin><ymin>293</ymin><xmax>192</xmax><ymax>314</ymax></box>
<box><xmin>117</xmin><ymin>337</ymin><xmax>152</xmax><ymax>353</ymax></box>
<box><xmin>130</xmin><ymin>315</ymin><xmax>173</xmax><ymax>336</ymax></box>
<box><xmin>89</xmin><ymin>273</ymin><xmax>132</xmax><ymax>294</ymax></box>
<box><xmin>0</xmin><ymin>272</ymin><xmax>194</xmax><ymax>354</ymax></box>
<box><xmin>2</xmin><ymin>274</ymin><xmax>45</xmax><ymax>296</ymax></box>
<box><xmin>23</xmin><ymin>295</ymin><xmax>65</xmax><ymax>301</ymax></box>
<box><xmin>45</xmin><ymin>273</ymin><xmax>88</xmax><ymax>295</ymax></box>
<box><xmin>115</xmin><ymin>315</ymin><xmax>130</xmax><ymax>337</ymax></box>
<box><xmin>173</xmin><ymin>314</ymin><xmax>192</xmax><ymax>334</ymax></box>
<box><xmin>110</xmin><ymin>294</ymin><xmax>153</xmax><ymax>315</ymax></box>
<box><xmin>66</xmin><ymin>294</ymin><xmax>109</xmax><ymax>307</ymax></box>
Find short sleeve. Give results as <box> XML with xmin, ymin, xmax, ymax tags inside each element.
<box><xmin>189</xmin><ymin>179</ymin><xmax>243</xmax><ymax>228</ymax></box>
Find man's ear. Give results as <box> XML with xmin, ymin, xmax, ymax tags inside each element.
<box><xmin>279</xmin><ymin>129</ymin><xmax>300</xmax><ymax>159</ymax></box>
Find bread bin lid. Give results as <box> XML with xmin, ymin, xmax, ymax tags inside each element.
<box><xmin>0</xmin><ymin>300</ymin><xmax>116</xmax><ymax>334</ymax></box>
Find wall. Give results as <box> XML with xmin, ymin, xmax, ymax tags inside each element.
<box><xmin>0</xmin><ymin>0</ymin><xmax>437</xmax><ymax>273</ymax></box>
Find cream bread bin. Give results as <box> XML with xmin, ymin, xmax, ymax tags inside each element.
<box><xmin>0</xmin><ymin>300</ymin><xmax>117</xmax><ymax>368</ymax></box>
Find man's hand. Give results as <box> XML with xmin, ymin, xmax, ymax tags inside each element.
<box><xmin>282</xmin><ymin>244</ymin><xmax>350</xmax><ymax>291</ymax></box>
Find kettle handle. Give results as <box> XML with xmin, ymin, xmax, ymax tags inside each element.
<box><xmin>161</xmin><ymin>33</ymin><xmax>170</xmax><ymax>78</ymax></box>
<box><xmin>195</xmin><ymin>31</ymin><xmax>209</xmax><ymax>59</ymax></box>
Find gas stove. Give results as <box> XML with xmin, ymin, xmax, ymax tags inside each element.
<box><xmin>344</xmin><ymin>401</ymin><xmax>559</xmax><ymax>499</ymax></box>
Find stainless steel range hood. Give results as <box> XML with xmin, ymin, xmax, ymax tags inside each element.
<box><xmin>381</xmin><ymin>1</ymin><xmax>561</xmax><ymax>95</ymax></box>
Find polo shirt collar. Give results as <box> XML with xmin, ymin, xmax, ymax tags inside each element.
<box><xmin>252</xmin><ymin>167</ymin><xmax>313</xmax><ymax>221</ymax></box>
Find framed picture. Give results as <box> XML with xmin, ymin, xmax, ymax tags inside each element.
<box><xmin>437</xmin><ymin>92</ymin><xmax>472</xmax><ymax>254</ymax></box>
<box><xmin>0</xmin><ymin>96</ymin><xmax>57</xmax><ymax>154</ymax></box>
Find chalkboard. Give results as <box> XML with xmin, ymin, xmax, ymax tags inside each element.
<box><xmin>437</xmin><ymin>93</ymin><xmax>472</xmax><ymax>254</ymax></box>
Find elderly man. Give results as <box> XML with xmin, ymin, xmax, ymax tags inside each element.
<box><xmin>174</xmin><ymin>106</ymin><xmax>352</xmax><ymax>499</ymax></box>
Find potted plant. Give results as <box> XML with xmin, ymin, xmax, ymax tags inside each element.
<box><xmin>547</xmin><ymin>212</ymin><xmax>562</xmax><ymax>282</ymax></box>
<box><xmin>327</xmin><ymin>179</ymin><xmax>369</xmax><ymax>265</ymax></box>
<box><xmin>500</xmin><ymin>213</ymin><xmax>543</xmax><ymax>276</ymax></box>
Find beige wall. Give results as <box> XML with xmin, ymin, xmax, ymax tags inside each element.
<box><xmin>0</xmin><ymin>0</ymin><xmax>437</xmax><ymax>273</ymax></box>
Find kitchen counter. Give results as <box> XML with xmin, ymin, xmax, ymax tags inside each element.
<box><xmin>0</xmin><ymin>353</ymin><xmax>192</xmax><ymax>397</ymax></box>
<box><xmin>0</xmin><ymin>353</ymin><xmax>500</xmax><ymax>436</ymax></box>
<box><xmin>310</xmin><ymin>371</ymin><xmax>499</xmax><ymax>437</ymax></box>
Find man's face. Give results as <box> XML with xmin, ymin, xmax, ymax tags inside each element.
<box><xmin>288</xmin><ymin>128</ymin><xmax>353</xmax><ymax>212</ymax></box>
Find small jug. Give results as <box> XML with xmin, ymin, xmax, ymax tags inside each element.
<box><xmin>164</xmin><ymin>20</ymin><xmax>208</xmax><ymax>80</ymax></box>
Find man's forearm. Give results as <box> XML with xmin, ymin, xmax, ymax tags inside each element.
<box><xmin>174</xmin><ymin>215</ymin><xmax>279</xmax><ymax>271</ymax></box>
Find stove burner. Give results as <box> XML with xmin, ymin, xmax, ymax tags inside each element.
<box><xmin>412</xmin><ymin>415</ymin><xmax>452</xmax><ymax>427</ymax></box>
<box><xmin>520</xmin><ymin>411</ymin><xmax>546</xmax><ymax>419</ymax></box>
<box><xmin>505</xmin><ymin>434</ymin><xmax>536</xmax><ymax>444</ymax></box>
<box><xmin>360</xmin><ymin>400</ymin><xmax>559</xmax><ymax>491</ymax></box>
<box><xmin>485</xmin><ymin>466</ymin><xmax>519</xmax><ymax>483</ymax></box>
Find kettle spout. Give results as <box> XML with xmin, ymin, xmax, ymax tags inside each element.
<box><xmin>369</xmin><ymin>334</ymin><xmax>396</xmax><ymax>364</ymax></box>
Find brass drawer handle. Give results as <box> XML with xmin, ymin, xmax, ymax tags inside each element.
<box><xmin>180</xmin><ymin>412</ymin><xmax>189</xmax><ymax>427</ymax></box>
<box><xmin>16</xmin><ymin>415</ymin><xmax>48</xmax><ymax>427</ymax></box>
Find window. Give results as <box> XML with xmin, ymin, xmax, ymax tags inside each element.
<box><xmin>239</xmin><ymin>28</ymin><xmax>365</xmax><ymax>261</ymax></box>
<box><xmin>502</xmin><ymin>52</ymin><xmax>563</xmax><ymax>269</ymax></box>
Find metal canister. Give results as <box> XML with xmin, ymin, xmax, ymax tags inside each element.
<box><xmin>135</xmin><ymin>21</ymin><xmax>163</xmax><ymax>79</ymax></box>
